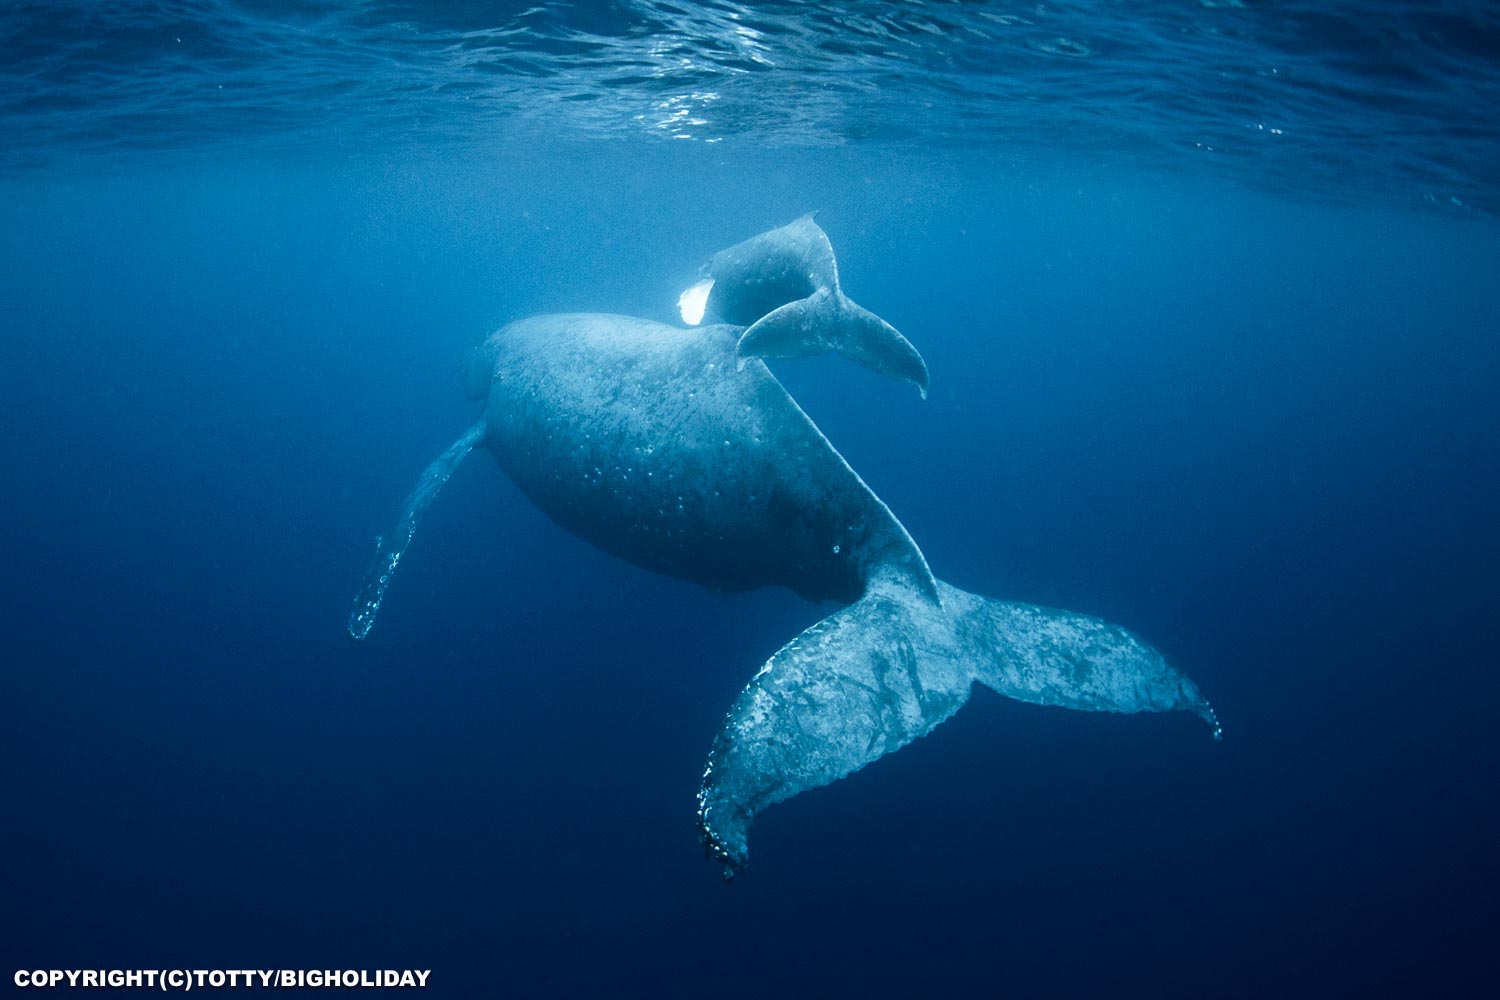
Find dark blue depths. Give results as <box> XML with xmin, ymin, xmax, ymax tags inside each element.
<box><xmin>2</xmin><ymin>5</ymin><xmax>1499</xmax><ymax>990</ymax></box>
<box><xmin>3</xmin><ymin>150</ymin><xmax>1496</xmax><ymax>998</ymax></box>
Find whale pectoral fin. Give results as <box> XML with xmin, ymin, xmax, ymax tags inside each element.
<box><xmin>347</xmin><ymin>421</ymin><xmax>487</xmax><ymax>641</ymax></box>
<box><xmin>736</xmin><ymin>290</ymin><xmax>930</xmax><ymax>398</ymax></box>
<box><xmin>697</xmin><ymin>586</ymin><xmax>971</xmax><ymax>878</ymax></box>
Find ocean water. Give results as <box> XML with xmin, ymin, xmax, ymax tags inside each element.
<box><xmin>3</xmin><ymin>2</ymin><xmax>1498</xmax><ymax>997</ymax></box>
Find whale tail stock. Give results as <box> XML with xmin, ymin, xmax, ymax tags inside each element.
<box><xmin>347</xmin><ymin>421</ymin><xmax>487</xmax><ymax>641</ymax></box>
<box><xmin>696</xmin><ymin>571</ymin><xmax>1220</xmax><ymax>878</ymax></box>
<box><xmin>736</xmin><ymin>287</ymin><xmax>931</xmax><ymax>398</ymax></box>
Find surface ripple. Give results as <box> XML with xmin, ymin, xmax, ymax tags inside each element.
<box><xmin>2</xmin><ymin>1</ymin><xmax>1496</xmax><ymax>212</ymax></box>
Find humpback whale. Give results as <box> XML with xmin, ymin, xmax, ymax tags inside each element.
<box><xmin>679</xmin><ymin>213</ymin><xmax>930</xmax><ymax>397</ymax></box>
<box><xmin>350</xmin><ymin>217</ymin><xmax>1219</xmax><ymax>879</ymax></box>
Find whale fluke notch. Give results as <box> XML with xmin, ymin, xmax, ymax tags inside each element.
<box><xmin>697</xmin><ymin>572</ymin><xmax>1219</xmax><ymax>877</ymax></box>
<box><xmin>347</xmin><ymin>421</ymin><xmax>487</xmax><ymax>641</ymax></box>
<box><xmin>687</xmin><ymin>214</ymin><xmax>930</xmax><ymax>397</ymax></box>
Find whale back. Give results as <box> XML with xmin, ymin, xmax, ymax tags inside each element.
<box><xmin>471</xmin><ymin>313</ymin><xmax>935</xmax><ymax>603</ymax></box>
<box><xmin>702</xmin><ymin>213</ymin><xmax>835</xmax><ymax>326</ymax></box>
<box><xmin>684</xmin><ymin>214</ymin><xmax>930</xmax><ymax>396</ymax></box>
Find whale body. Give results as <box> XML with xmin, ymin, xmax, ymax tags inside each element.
<box><xmin>350</xmin><ymin>220</ymin><xmax>1219</xmax><ymax>878</ymax></box>
<box><xmin>469</xmin><ymin>314</ymin><xmax>935</xmax><ymax>605</ymax></box>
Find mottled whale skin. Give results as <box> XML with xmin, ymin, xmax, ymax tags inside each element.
<box><xmin>469</xmin><ymin>314</ymin><xmax>935</xmax><ymax>605</ymax></box>
<box><xmin>350</xmin><ymin>224</ymin><xmax>1220</xmax><ymax>879</ymax></box>
<box><xmin>684</xmin><ymin>213</ymin><xmax>931</xmax><ymax>397</ymax></box>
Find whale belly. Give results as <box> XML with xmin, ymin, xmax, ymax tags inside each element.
<box><xmin>473</xmin><ymin>314</ymin><xmax>905</xmax><ymax>602</ymax></box>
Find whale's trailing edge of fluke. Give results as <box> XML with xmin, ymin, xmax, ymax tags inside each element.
<box><xmin>737</xmin><ymin>287</ymin><xmax>931</xmax><ymax>400</ymax></box>
<box><xmin>682</xmin><ymin>213</ymin><xmax>931</xmax><ymax>397</ymax></box>
<box><xmin>697</xmin><ymin>571</ymin><xmax>1220</xmax><ymax>878</ymax></box>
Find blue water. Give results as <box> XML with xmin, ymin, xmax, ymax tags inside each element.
<box><xmin>3</xmin><ymin>2</ymin><xmax>1498</xmax><ymax>997</ymax></box>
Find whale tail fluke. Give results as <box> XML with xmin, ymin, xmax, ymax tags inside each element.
<box><xmin>348</xmin><ymin>421</ymin><xmax>487</xmax><ymax>641</ymax></box>
<box><xmin>736</xmin><ymin>289</ymin><xmax>930</xmax><ymax>398</ymax></box>
<box><xmin>696</xmin><ymin>573</ymin><xmax>1217</xmax><ymax>878</ymax></box>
